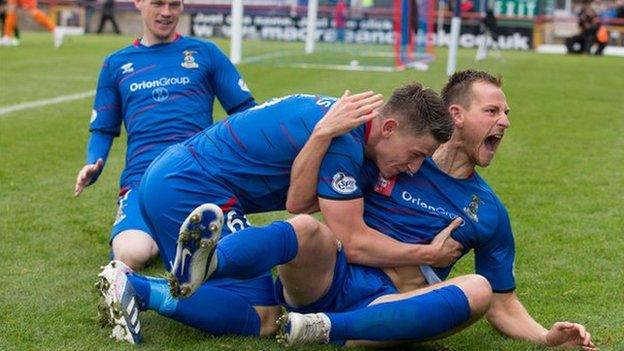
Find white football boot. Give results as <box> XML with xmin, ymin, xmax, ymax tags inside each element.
<box><xmin>168</xmin><ymin>203</ymin><xmax>223</xmax><ymax>298</ymax></box>
<box><xmin>276</xmin><ymin>312</ymin><xmax>331</xmax><ymax>347</ymax></box>
<box><xmin>96</xmin><ymin>260</ymin><xmax>142</xmax><ymax>345</ymax></box>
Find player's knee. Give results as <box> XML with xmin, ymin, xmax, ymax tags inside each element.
<box><xmin>112</xmin><ymin>231</ymin><xmax>158</xmax><ymax>270</ymax></box>
<box><xmin>287</xmin><ymin>214</ymin><xmax>320</xmax><ymax>239</ymax></box>
<box><xmin>287</xmin><ymin>214</ymin><xmax>335</xmax><ymax>249</ymax></box>
<box><xmin>459</xmin><ymin>274</ymin><xmax>492</xmax><ymax>316</ymax></box>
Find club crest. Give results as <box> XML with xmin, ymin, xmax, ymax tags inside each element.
<box><xmin>463</xmin><ymin>194</ymin><xmax>483</xmax><ymax>222</ymax></box>
<box><xmin>181</xmin><ymin>50</ymin><xmax>199</xmax><ymax>69</ymax></box>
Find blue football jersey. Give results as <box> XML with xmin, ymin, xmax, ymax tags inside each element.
<box><xmin>362</xmin><ymin>158</ymin><xmax>516</xmax><ymax>292</ymax></box>
<box><xmin>182</xmin><ymin>94</ymin><xmax>369</xmax><ymax>213</ymax></box>
<box><xmin>87</xmin><ymin>35</ymin><xmax>255</xmax><ymax>188</ymax></box>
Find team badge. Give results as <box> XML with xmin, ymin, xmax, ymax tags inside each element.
<box><xmin>463</xmin><ymin>194</ymin><xmax>483</xmax><ymax>222</ymax></box>
<box><xmin>181</xmin><ymin>50</ymin><xmax>199</xmax><ymax>69</ymax></box>
<box><xmin>331</xmin><ymin>172</ymin><xmax>358</xmax><ymax>194</ymax></box>
<box><xmin>121</xmin><ymin>62</ymin><xmax>134</xmax><ymax>74</ymax></box>
<box><xmin>374</xmin><ymin>174</ymin><xmax>396</xmax><ymax>196</ymax></box>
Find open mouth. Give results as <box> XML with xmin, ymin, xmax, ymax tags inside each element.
<box><xmin>484</xmin><ymin>134</ymin><xmax>503</xmax><ymax>152</ymax></box>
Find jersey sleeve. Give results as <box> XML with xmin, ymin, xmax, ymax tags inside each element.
<box><xmin>474</xmin><ymin>201</ymin><xmax>516</xmax><ymax>292</ymax></box>
<box><xmin>85</xmin><ymin>56</ymin><xmax>122</xmax><ymax>184</ymax></box>
<box><xmin>204</xmin><ymin>41</ymin><xmax>256</xmax><ymax>115</ymax></box>
<box><xmin>317</xmin><ymin>134</ymin><xmax>364</xmax><ymax>200</ymax></box>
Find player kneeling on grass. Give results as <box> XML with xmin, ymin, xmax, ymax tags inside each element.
<box><xmin>74</xmin><ymin>0</ymin><xmax>257</xmax><ymax>272</ymax></box>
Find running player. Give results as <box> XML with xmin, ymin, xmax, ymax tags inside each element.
<box><xmin>0</xmin><ymin>0</ymin><xmax>63</xmax><ymax>47</ymax></box>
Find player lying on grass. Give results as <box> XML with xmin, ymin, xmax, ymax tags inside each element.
<box><xmin>133</xmin><ymin>70</ymin><xmax>595</xmax><ymax>349</ymax></box>
<box><xmin>75</xmin><ymin>0</ymin><xmax>256</xmax><ymax>271</ymax></box>
<box><xmin>271</xmin><ymin>69</ymin><xmax>595</xmax><ymax>349</ymax></box>
<box><xmin>96</xmin><ymin>85</ymin><xmax>463</xmax><ymax>344</ymax></box>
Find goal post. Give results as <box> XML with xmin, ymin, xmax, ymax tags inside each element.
<box><xmin>227</xmin><ymin>0</ymin><xmax>437</xmax><ymax>72</ymax></box>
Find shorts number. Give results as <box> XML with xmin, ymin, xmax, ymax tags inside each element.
<box><xmin>226</xmin><ymin>210</ymin><xmax>251</xmax><ymax>233</ymax></box>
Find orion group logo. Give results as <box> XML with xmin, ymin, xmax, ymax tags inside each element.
<box><xmin>129</xmin><ymin>76</ymin><xmax>190</xmax><ymax>92</ymax></box>
<box><xmin>152</xmin><ymin>87</ymin><xmax>169</xmax><ymax>102</ymax></box>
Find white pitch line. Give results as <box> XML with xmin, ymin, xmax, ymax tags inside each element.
<box><xmin>0</xmin><ymin>90</ymin><xmax>95</xmax><ymax>116</ymax></box>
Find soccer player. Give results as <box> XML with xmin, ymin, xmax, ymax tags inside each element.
<box><xmin>272</xmin><ymin>70</ymin><xmax>595</xmax><ymax>348</ymax></box>
<box><xmin>75</xmin><ymin>0</ymin><xmax>256</xmax><ymax>271</ymax></box>
<box><xmin>0</xmin><ymin>0</ymin><xmax>63</xmax><ymax>47</ymax></box>
<box><xmin>96</xmin><ymin>85</ymin><xmax>463</xmax><ymax>344</ymax></box>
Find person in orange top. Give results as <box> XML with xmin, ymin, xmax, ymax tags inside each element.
<box><xmin>1</xmin><ymin>0</ymin><xmax>64</xmax><ymax>47</ymax></box>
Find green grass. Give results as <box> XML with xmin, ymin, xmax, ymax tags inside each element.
<box><xmin>1</xmin><ymin>32</ymin><xmax>623</xmax><ymax>350</ymax></box>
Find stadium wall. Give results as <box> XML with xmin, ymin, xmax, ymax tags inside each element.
<box><xmin>20</xmin><ymin>1</ymin><xmax>624</xmax><ymax>50</ymax></box>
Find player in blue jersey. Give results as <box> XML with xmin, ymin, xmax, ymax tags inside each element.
<box><xmin>142</xmin><ymin>86</ymin><xmax>456</xmax><ymax>298</ymax></box>
<box><xmin>245</xmin><ymin>70</ymin><xmax>592</xmax><ymax>348</ymax></box>
<box><xmin>74</xmin><ymin>0</ymin><xmax>255</xmax><ymax>272</ymax></box>
<box><xmin>95</xmin><ymin>85</ymin><xmax>464</xmax><ymax>344</ymax></box>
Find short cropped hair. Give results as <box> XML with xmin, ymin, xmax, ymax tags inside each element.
<box><xmin>441</xmin><ymin>70</ymin><xmax>502</xmax><ymax>109</ymax></box>
<box><xmin>380</xmin><ymin>83</ymin><xmax>453</xmax><ymax>143</ymax></box>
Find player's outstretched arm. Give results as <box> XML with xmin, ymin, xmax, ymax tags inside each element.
<box><xmin>486</xmin><ymin>292</ymin><xmax>596</xmax><ymax>350</ymax></box>
<box><xmin>286</xmin><ymin>90</ymin><xmax>383</xmax><ymax>214</ymax></box>
<box><xmin>319</xmin><ymin>197</ymin><xmax>463</xmax><ymax>267</ymax></box>
<box><xmin>74</xmin><ymin>158</ymin><xmax>104</xmax><ymax>197</ymax></box>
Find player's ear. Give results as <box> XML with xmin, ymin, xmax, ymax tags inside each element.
<box><xmin>448</xmin><ymin>104</ymin><xmax>464</xmax><ymax>128</ymax></box>
<box><xmin>381</xmin><ymin>118</ymin><xmax>399</xmax><ymax>137</ymax></box>
<box><xmin>133</xmin><ymin>0</ymin><xmax>142</xmax><ymax>10</ymax></box>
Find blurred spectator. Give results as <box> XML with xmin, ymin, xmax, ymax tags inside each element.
<box><xmin>334</xmin><ymin>0</ymin><xmax>346</xmax><ymax>42</ymax></box>
<box><xmin>578</xmin><ymin>0</ymin><xmax>597</xmax><ymax>53</ymax></box>
<box><xmin>97</xmin><ymin>0</ymin><xmax>121</xmax><ymax>35</ymax></box>
<box><xmin>616</xmin><ymin>0</ymin><xmax>624</xmax><ymax>18</ymax></box>
<box><xmin>475</xmin><ymin>9</ymin><xmax>501</xmax><ymax>60</ymax></box>
<box><xmin>80</xmin><ymin>0</ymin><xmax>96</xmax><ymax>33</ymax></box>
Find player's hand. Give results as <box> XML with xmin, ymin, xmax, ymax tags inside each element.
<box><xmin>314</xmin><ymin>90</ymin><xmax>384</xmax><ymax>139</ymax></box>
<box><xmin>74</xmin><ymin>158</ymin><xmax>104</xmax><ymax>197</ymax></box>
<box><xmin>426</xmin><ymin>218</ymin><xmax>464</xmax><ymax>267</ymax></box>
<box><xmin>545</xmin><ymin>322</ymin><xmax>597</xmax><ymax>350</ymax></box>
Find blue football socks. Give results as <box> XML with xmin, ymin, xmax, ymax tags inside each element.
<box><xmin>326</xmin><ymin>285</ymin><xmax>471</xmax><ymax>344</ymax></box>
<box><xmin>127</xmin><ymin>274</ymin><xmax>261</xmax><ymax>336</ymax></box>
<box><xmin>211</xmin><ymin>221</ymin><xmax>298</xmax><ymax>280</ymax></box>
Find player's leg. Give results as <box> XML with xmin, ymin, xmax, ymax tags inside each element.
<box><xmin>278</xmin><ymin>274</ymin><xmax>491</xmax><ymax>347</ymax></box>
<box><xmin>22</xmin><ymin>0</ymin><xmax>63</xmax><ymax>47</ymax></box>
<box><xmin>1</xmin><ymin>0</ymin><xmax>17</xmax><ymax>42</ymax></box>
<box><xmin>24</xmin><ymin>1</ymin><xmax>54</xmax><ymax>32</ymax></box>
<box><xmin>344</xmin><ymin>274</ymin><xmax>491</xmax><ymax>346</ymax></box>
<box><xmin>96</xmin><ymin>261</ymin><xmax>278</xmax><ymax>342</ymax></box>
<box><xmin>192</xmin><ymin>213</ymin><xmax>338</xmax><ymax>305</ymax></box>
<box><xmin>109</xmin><ymin>187</ymin><xmax>159</xmax><ymax>270</ymax></box>
<box><xmin>138</xmin><ymin>144</ymin><xmax>238</xmax><ymax>294</ymax></box>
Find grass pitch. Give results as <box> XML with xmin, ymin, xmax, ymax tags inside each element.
<box><xmin>0</xmin><ymin>32</ymin><xmax>622</xmax><ymax>350</ymax></box>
